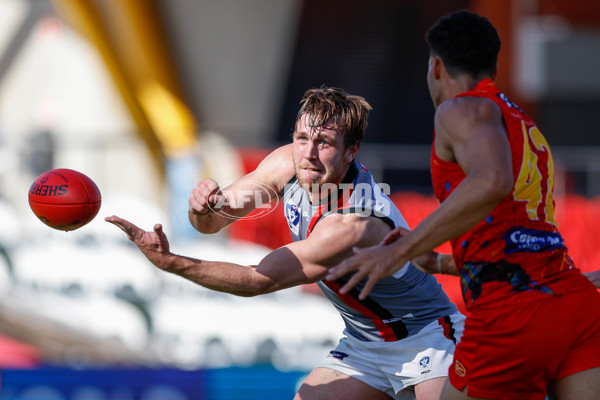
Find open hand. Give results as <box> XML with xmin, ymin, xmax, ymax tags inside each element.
<box><xmin>326</xmin><ymin>244</ymin><xmax>409</xmax><ymax>300</ymax></box>
<box><xmin>105</xmin><ymin>215</ymin><xmax>173</xmax><ymax>270</ymax></box>
<box><xmin>379</xmin><ymin>226</ymin><xmax>409</xmax><ymax>246</ymax></box>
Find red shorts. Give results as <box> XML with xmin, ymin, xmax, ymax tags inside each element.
<box><xmin>448</xmin><ymin>283</ymin><xmax>600</xmax><ymax>400</ymax></box>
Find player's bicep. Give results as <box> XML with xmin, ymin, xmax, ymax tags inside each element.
<box><xmin>248</xmin><ymin>144</ymin><xmax>295</xmax><ymax>194</ymax></box>
<box><xmin>252</xmin><ymin>214</ymin><xmax>391</xmax><ymax>291</ymax></box>
<box><xmin>457</xmin><ymin>125</ymin><xmax>511</xmax><ymax>178</ymax></box>
<box><xmin>217</xmin><ymin>146</ymin><xmax>295</xmax><ymax>218</ymax></box>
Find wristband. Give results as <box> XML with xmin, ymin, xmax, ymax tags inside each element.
<box><xmin>436</xmin><ymin>253</ymin><xmax>444</xmax><ymax>274</ymax></box>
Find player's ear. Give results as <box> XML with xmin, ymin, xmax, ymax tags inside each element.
<box><xmin>345</xmin><ymin>142</ymin><xmax>359</xmax><ymax>162</ymax></box>
<box><xmin>432</xmin><ymin>56</ymin><xmax>443</xmax><ymax>80</ymax></box>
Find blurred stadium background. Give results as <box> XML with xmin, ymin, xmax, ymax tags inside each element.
<box><xmin>0</xmin><ymin>0</ymin><xmax>599</xmax><ymax>399</ymax></box>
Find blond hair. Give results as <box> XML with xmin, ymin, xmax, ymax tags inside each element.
<box><xmin>295</xmin><ymin>86</ymin><xmax>372</xmax><ymax>148</ymax></box>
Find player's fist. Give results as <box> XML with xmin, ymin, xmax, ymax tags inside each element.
<box><xmin>189</xmin><ymin>179</ymin><xmax>226</xmax><ymax>215</ymax></box>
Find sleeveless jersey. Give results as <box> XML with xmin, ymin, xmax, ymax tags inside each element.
<box><xmin>283</xmin><ymin>160</ymin><xmax>457</xmax><ymax>342</ymax></box>
<box><xmin>430</xmin><ymin>78</ymin><xmax>588</xmax><ymax>310</ymax></box>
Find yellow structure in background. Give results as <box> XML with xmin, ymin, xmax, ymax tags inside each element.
<box><xmin>51</xmin><ymin>0</ymin><xmax>199</xmax><ymax>181</ymax></box>
<box><xmin>138</xmin><ymin>81</ymin><xmax>197</xmax><ymax>157</ymax></box>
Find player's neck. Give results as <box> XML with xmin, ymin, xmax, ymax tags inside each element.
<box><xmin>440</xmin><ymin>74</ymin><xmax>492</xmax><ymax>103</ymax></box>
<box><xmin>307</xmin><ymin>187</ymin><xmax>330</xmax><ymax>205</ymax></box>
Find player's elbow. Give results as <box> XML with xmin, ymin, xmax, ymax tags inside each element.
<box><xmin>237</xmin><ymin>278</ymin><xmax>280</xmax><ymax>298</ymax></box>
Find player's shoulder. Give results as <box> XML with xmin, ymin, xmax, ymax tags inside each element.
<box><xmin>435</xmin><ymin>96</ymin><xmax>503</xmax><ymax>143</ymax></box>
<box><xmin>437</xmin><ymin>95</ymin><xmax>501</xmax><ymax>125</ymax></box>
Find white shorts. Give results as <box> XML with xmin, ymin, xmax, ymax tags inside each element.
<box><xmin>316</xmin><ymin>311</ymin><xmax>465</xmax><ymax>399</ymax></box>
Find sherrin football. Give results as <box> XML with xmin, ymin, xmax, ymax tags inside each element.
<box><xmin>28</xmin><ymin>168</ymin><xmax>102</xmax><ymax>231</ymax></box>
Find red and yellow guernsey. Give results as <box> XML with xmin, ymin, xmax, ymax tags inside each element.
<box><xmin>430</xmin><ymin>79</ymin><xmax>589</xmax><ymax>310</ymax></box>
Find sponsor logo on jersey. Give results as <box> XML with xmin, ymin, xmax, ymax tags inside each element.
<box><xmin>503</xmin><ymin>227</ymin><xmax>564</xmax><ymax>254</ymax></box>
<box><xmin>454</xmin><ymin>360</ymin><xmax>466</xmax><ymax>377</ymax></box>
<box><xmin>328</xmin><ymin>351</ymin><xmax>348</xmax><ymax>360</ymax></box>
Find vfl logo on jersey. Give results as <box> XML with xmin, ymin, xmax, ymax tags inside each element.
<box><xmin>419</xmin><ymin>355</ymin><xmax>432</xmax><ymax>375</ymax></box>
<box><xmin>286</xmin><ymin>200</ymin><xmax>300</xmax><ymax>236</ymax></box>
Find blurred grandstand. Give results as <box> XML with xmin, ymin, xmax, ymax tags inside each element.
<box><xmin>0</xmin><ymin>0</ymin><xmax>599</xmax><ymax>397</ymax></box>
<box><xmin>0</xmin><ymin>195</ymin><xmax>343</xmax><ymax>370</ymax></box>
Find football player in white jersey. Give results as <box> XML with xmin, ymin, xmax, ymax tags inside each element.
<box><xmin>107</xmin><ymin>87</ymin><xmax>464</xmax><ymax>400</ymax></box>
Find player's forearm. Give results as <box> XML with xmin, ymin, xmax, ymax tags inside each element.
<box><xmin>188</xmin><ymin>208</ymin><xmax>233</xmax><ymax>234</ymax></box>
<box><xmin>392</xmin><ymin>173</ymin><xmax>508</xmax><ymax>264</ymax></box>
<box><xmin>415</xmin><ymin>252</ymin><xmax>459</xmax><ymax>276</ymax></box>
<box><xmin>161</xmin><ymin>252</ymin><xmax>274</xmax><ymax>297</ymax></box>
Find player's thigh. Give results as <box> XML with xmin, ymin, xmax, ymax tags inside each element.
<box><xmin>440</xmin><ymin>379</ymin><xmax>500</xmax><ymax>400</ymax></box>
<box><xmin>549</xmin><ymin>367</ymin><xmax>600</xmax><ymax>400</ymax></box>
<box><xmin>414</xmin><ymin>377</ymin><xmax>446</xmax><ymax>400</ymax></box>
<box><xmin>294</xmin><ymin>367</ymin><xmax>393</xmax><ymax>400</ymax></box>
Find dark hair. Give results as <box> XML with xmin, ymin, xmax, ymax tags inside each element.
<box><xmin>426</xmin><ymin>11</ymin><xmax>501</xmax><ymax>78</ymax></box>
<box><xmin>295</xmin><ymin>86</ymin><xmax>372</xmax><ymax>148</ymax></box>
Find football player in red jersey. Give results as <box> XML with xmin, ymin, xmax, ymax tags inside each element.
<box><xmin>328</xmin><ymin>10</ymin><xmax>600</xmax><ymax>400</ymax></box>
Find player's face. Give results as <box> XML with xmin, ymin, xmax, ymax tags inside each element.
<box><xmin>292</xmin><ymin>114</ymin><xmax>356</xmax><ymax>196</ymax></box>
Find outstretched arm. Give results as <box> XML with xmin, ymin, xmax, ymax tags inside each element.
<box><xmin>328</xmin><ymin>97</ymin><xmax>512</xmax><ymax>298</ymax></box>
<box><xmin>188</xmin><ymin>144</ymin><xmax>295</xmax><ymax>234</ymax></box>
<box><xmin>107</xmin><ymin>212</ymin><xmax>391</xmax><ymax>297</ymax></box>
